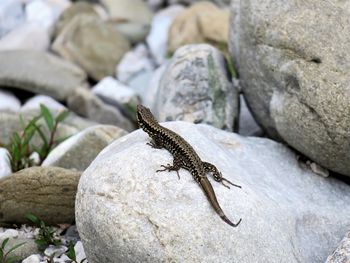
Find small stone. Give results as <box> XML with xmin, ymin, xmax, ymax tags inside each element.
<box><xmin>0</xmin><ymin>89</ymin><xmax>20</xmax><ymax>112</ymax></box>
<box><xmin>0</xmin><ymin>50</ymin><xmax>87</xmax><ymax>101</ymax></box>
<box><xmin>116</xmin><ymin>44</ymin><xmax>154</xmax><ymax>83</ymax></box>
<box><xmin>74</xmin><ymin>241</ymin><xmax>87</xmax><ymax>263</ymax></box>
<box><xmin>0</xmin><ymin>0</ymin><xmax>25</xmax><ymax>38</ymax></box>
<box><xmin>67</xmin><ymin>88</ymin><xmax>134</xmax><ymax>131</ymax></box>
<box><xmin>310</xmin><ymin>162</ymin><xmax>329</xmax><ymax>178</ymax></box>
<box><xmin>0</xmin><ymin>148</ymin><xmax>11</xmax><ymax>179</ymax></box>
<box><xmin>92</xmin><ymin>77</ymin><xmax>140</xmax><ymax>119</ymax></box>
<box><xmin>21</xmin><ymin>95</ymin><xmax>66</xmax><ymax>112</ymax></box>
<box><xmin>52</xmin><ymin>14</ymin><xmax>130</xmax><ymax>81</ymax></box>
<box><xmin>0</xmin><ymin>23</ymin><xmax>50</xmax><ymax>51</ymax></box>
<box><xmin>44</xmin><ymin>245</ymin><xmax>67</xmax><ymax>258</ymax></box>
<box><xmin>22</xmin><ymin>254</ymin><xmax>41</xmax><ymax>263</ymax></box>
<box><xmin>42</xmin><ymin>125</ymin><xmax>127</xmax><ymax>171</ymax></box>
<box><xmin>0</xmin><ymin>229</ymin><xmax>19</xmax><ymax>239</ymax></box>
<box><xmin>168</xmin><ymin>1</ymin><xmax>229</xmax><ymax>53</ymax></box>
<box><xmin>146</xmin><ymin>5</ymin><xmax>184</xmax><ymax>65</ymax></box>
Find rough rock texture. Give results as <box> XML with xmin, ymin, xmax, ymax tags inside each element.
<box><xmin>229</xmin><ymin>0</ymin><xmax>350</xmax><ymax>176</ymax></box>
<box><xmin>326</xmin><ymin>231</ymin><xmax>350</xmax><ymax>263</ymax></box>
<box><xmin>0</xmin><ymin>50</ymin><xmax>87</xmax><ymax>101</ymax></box>
<box><xmin>76</xmin><ymin>122</ymin><xmax>350</xmax><ymax>263</ymax></box>
<box><xmin>0</xmin><ymin>167</ymin><xmax>81</xmax><ymax>225</ymax></box>
<box><xmin>157</xmin><ymin>44</ymin><xmax>238</xmax><ymax>131</ymax></box>
<box><xmin>0</xmin><ymin>237</ymin><xmax>39</xmax><ymax>262</ymax></box>
<box><xmin>101</xmin><ymin>0</ymin><xmax>153</xmax><ymax>43</ymax></box>
<box><xmin>67</xmin><ymin>88</ymin><xmax>134</xmax><ymax>131</ymax></box>
<box><xmin>43</xmin><ymin>125</ymin><xmax>127</xmax><ymax>171</ymax></box>
<box><xmin>52</xmin><ymin>14</ymin><xmax>130</xmax><ymax>81</ymax></box>
<box><xmin>168</xmin><ymin>1</ymin><xmax>229</xmax><ymax>53</ymax></box>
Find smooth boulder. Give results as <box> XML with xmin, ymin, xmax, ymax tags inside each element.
<box><xmin>76</xmin><ymin>122</ymin><xmax>350</xmax><ymax>263</ymax></box>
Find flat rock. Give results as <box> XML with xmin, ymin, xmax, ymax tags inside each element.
<box><xmin>157</xmin><ymin>44</ymin><xmax>239</xmax><ymax>131</ymax></box>
<box><xmin>0</xmin><ymin>50</ymin><xmax>87</xmax><ymax>101</ymax></box>
<box><xmin>229</xmin><ymin>0</ymin><xmax>350</xmax><ymax>176</ymax></box>
<box><xmin>76</xmin><ymin>121</ymin><xmax>350</xmax><ymax>263</ymax></box>
<box><xmin>52</xmin><ymin>14</ymin><xmax>131</xmax><ymax>81</ymax></box>
<box><xmin>0</xmin><ymin>23</ymin><xmax>50</xmax><ymax>51</ymax></box>
<box><xmin>168</xmin><ymin>1</ymin><xmax>229</xmax><ymax>53</ymax></box>
<box><xmin>0</xmin><ymin>89</ymin><xmax>20</xmax><ymax>112</ymax></box>
<box><xmin>101</xmin><ymin>0</ymin><xmax>153</xmax><ymax>43</ymax></box>
<box><xmin>326</xmin><ymin>231</ymin><xmax>350</xmax><ymax>263</ymax></box>
<box><xmin>0</xmin><ymin>166</ymin><xmax>81</xmax><ymax>225</ymax></box>
<box><xmin>67</xmin><ymin>88</ymin><xmax>134</xmax><ymax>131</ymax></box>
<box><xmin>43</xmin><ymin>125</ymin><xmax>127</xmax><ymax>171</ymax></box>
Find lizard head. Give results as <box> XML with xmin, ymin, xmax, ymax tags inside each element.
<box><xmin>136</xmin><ymin>104</ymin><xmax>158</xmax><ymax>129</ymax></box>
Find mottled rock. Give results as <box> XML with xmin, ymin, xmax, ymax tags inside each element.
<box><xmin>43</xmin><ymin>125</ymin><xmax>127</xmax><ymax>171</ymax></box>
<box><xmin>326</xmin><ymin>231</ymin><xmax>350</xmax><ymax>263</ymax></box>
<box><xmin>0</xmin><ymin>0</ymin><xmax>25</xmax><ymax>38</ymax></box>
<box><xmin>101</xmin><ymin>0</ymin><xmax>153</xmax><ymax>43</ymax></box>
<box><xmin>0</xmin><ymin>148</ymin><xmax>11</xmax><ymax>179</ymax></box>
<box><xmin>54</xmin><ymin>1</ymin><xmax>98</xmax><ymax>37</ymax></box>
<box><xmin>168</xmin><ymin>1</ymin><xmax>229</xmax><ymax>53</ymax></box>
<box><xmin>0</xmin><ymin>50</ymin><xmax>87</xmax><ymax>101</ymax></box>
<box><xmin>0</xmin><ymin>90</ymin><xmax>20</xmax><ymax>112</ymax></box>
<box><xmin>146</xmin><ymin>5</ymin><xmax>184</xmax><ymax>65</ymax></box>
<box><xmin>67</xmin><ymin>88</ymin><xmax>134</xmax><ymax>131</ymax></box>
<box><xmin>76</xmin><ymin>121</ymin><xmax>350</xmax><ymax>263</ymax></box>
<box><xmin>116</xmin><ymin>44</ymin><xmax>154</xmax><ymax>83</ymax></box>
<box><xmin>157</xmin><ymin>44</ymin><xmax>238</xmax><ymax>131</ymax></box>
<box><xmin>92</xmin><ymin>77</ymin><xmax>139</xmax><ymax>120</ymax></box>
<box><xmin>0</xmin><ymin>23</ymin><xmax>50</xmax><ymax>51</ymax></box>
<box><xmin>52</xmin><ymin>14</ymin><xmax>130</xmax><ymax>81</ymax></box>
<box><xmin>229</xmin><ymin>0</ymin><xmax>350</xmax><ymax>176</ymax></box>
<box><xmin>0</xmin><ymin>167</ymin><xmax>81</xmax><ymax>225</ymax></box>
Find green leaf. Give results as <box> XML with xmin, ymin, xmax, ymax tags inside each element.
<box><xmin>12</xmin><ymin>133</ymin><xmax>21</xmax><ymax>146</ymax></box>
<box><xmin>23</xmin><ymin>125</ymin><xmax>36</xmax><ymax>146</ymax></box>
<box><xmin>55</xmin><ymin>110</ymin><xmax>69</xmax><ymax>123</ymax></box>
<box><xmin>26</xmin><ymin>213</ymin><xmax>41</xmax><ymax>226</ymax></box>
<box><xmin>32</xmin><ymin>124</ymin><xmax>48</xmax><ymax>147</ymax></box>
<box><xmin>1</xmin><ymin>238</ymin><xmax>9</xmax><ymax>249</ymax></box>
<box><xmin>40</xmin><ymin>104</ymin><xmax>54</xmax><ymax>131</ymax></box>
<box><xmin>66</xmin><ymin>242</ymin><xmax>76</xmax><ymax>260</ymax></box>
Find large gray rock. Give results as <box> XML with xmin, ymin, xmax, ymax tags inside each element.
<box><xmin>157</xmin><ymin>44</ymin><xmax>239</xmax><ymax>131</ymax></box>
<box><xmin>76</xmin><ymin>121</ymin><xmax>350</xmax><ymax>263</ymax></box>
<box><xmin>229</xmin><ymin>0</ymin><xmax>350</xmax><ymax>176</ymax></box>
<box><xmin>43</xmin><ymin>125</ymin><xmax>127</xmax><ymax>171</ymax></box>
<box><xmin>52</xmin><ymin>14</ymin><xmax>131</xmax><ymax>81</ymax></box>
<box><xmin>0</xmin><ymin>50</ymin><xmax>87</xmax><ymax>101</ymax></box>
<box><xmin>0</xmin><ymin>166</ymin><xmax>81</xmax><ymax>225</ymax></box>
<box><xmin>326</xmin><ymin>231</ymin><xmax>350</xmax><ymax>263</ymax></box>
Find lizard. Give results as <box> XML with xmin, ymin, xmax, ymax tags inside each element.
<box><xmin>136</xmin><ymin>104</ymin><xmax>241</xmax><ymax>227</ymax></box>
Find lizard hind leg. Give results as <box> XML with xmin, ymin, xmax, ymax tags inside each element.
<box><xmin>156</xmin><ymin>155</ymin><xmax>182</xmax><ymax>179</ymax></box>
<box><xmin>203</xmin><ymin>162</ymin><xmax>241</xmax><ymax>189</ymax></box>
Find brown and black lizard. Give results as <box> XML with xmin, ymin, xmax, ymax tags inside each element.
<box><xmin>136</xmin><ymin>104</ymin><xmax>241</xmax><ymax>227</ymax></box>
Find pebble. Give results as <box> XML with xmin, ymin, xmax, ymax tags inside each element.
<box><xmin>22</xmin><ymin>254</ymin><xmax>41</xmax><ymax>263</ymax></box>
<box><xmin>0</xmin><ymin>229</ymin><xmax>19</xmax><ymax>239</ymax></box>
<box><xmin>44</xmin><ymin>245</ymin><xmax>68</xmax><ymax>258</ymax></box>
<box><xmin>0</xmin><ymin>89</ymin><xmax>20</xmax><ymax>112</ymax></box>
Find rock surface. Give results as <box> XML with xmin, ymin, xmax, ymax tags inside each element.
<box><xmin>0</xmin><ymin>148</ymin><xmax>11</xmax><ymax>179</ymax></box>
<box><xmin>21</xmin><ymin>95</ymin><xmax>66</xmax><ymax>112</ymax></box>
<box><xmin>43</xmin><ymin>125</ymin><xmax>127</xmax><ymax>171</ymax></box>
<box><xmin>0</xmin><ymin>50</ymin><xmax>87</xmax><ymax>101</ymax></box>
<box><xmin>0</xmin><ymin>0</ymin><xmax>25</xmax><ymax>38</ymax></box>
<box><xmin>0</xmin><ymin>237</ymin><xmax>40</xmax><ymax>262</ymax></box>
<box><xmin>239</xmin><ymin>94</ymin><xmax>263</xmax><ymax>136</ymax></box>
<box><xmin>157</xmin><ymin>44</ymin><xmax>238</xmax><ymax>131</ymax></box>
<box><xmin>101</xmin><ymin>0</ymin><xmax>153</xmax><ymax>43</ymax></box>
<box><xmin>326</xmin><ymin>231</ymin><xmax>350</xmax><ymax>263</ymax></box>
<box><xmin>168</xmin><ymin>1</ymin><xmax>229</xmax><ymax>53</ymax></box>
<box><xmin>52</xmin><ymin>14</ymin><xmax>130</xmax><ymax>81</ymax></box>
<box><xmin>229</xmin><ymin>0</ymin><xmax>350</xmax><ymax>176</ymax></box>
<box><xmin>67</xmin><ymin>88</ymin><xmax>134</xmax><ymax>131</ymax></box>
<box><xmin>0</xmin><ymin>89</ymin><xmax>20</xmax><ymax>112</ymax></box>
<box><xmin>76</xmin><ymin>121</ymin><xmax>350</xmax><ymax>263</ymax></box>
<box><xmin>0</xmin><ymin>167</ymin><xmax>81</xmax><ymax>225</ymax></box>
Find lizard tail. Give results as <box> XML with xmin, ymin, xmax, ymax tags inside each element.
<box><xmin>199</xmin><ymin>177</ymin><xmax>241</xmax><ymax>227</ymax></box>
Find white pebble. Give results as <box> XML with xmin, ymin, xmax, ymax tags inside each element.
<box><xmin>22</xmin><ymin>254</ymin><xmax>41</xmax><ymax>263</ymax></box>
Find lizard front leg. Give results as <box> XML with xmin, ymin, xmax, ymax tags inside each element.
<box><xmin>203</xmin><ymin>162</ymin><xmax>241</xmax><ymax>189</ymax></box>
<box><xmin>146</xmin><ymin>136</ymin><xmax>164</xmax><ymax>149</ymax></box>
<box><xmin>156</xmin><ymin>154</ymin><xmax>182</xmax><ymax>179</ymax></box>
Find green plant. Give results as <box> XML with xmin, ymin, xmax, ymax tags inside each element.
<box><xmin>6</xmin><ymin>104</ymin><xmax>69</xmax><ymax>172</ymax></box>
<box><xmin>66</xmin><ymin>242</ymin><xmax>87</xmax><ymax>263</ymax></box>
<box><xmin>26</xmin><ymin>213</ymin><xmax>61</xmax><ymax>251</ymax></box>
<box><xmin>0</xmin><ymin>238</ymin><xmax>25</xmax><ymax>263</ymax></box>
